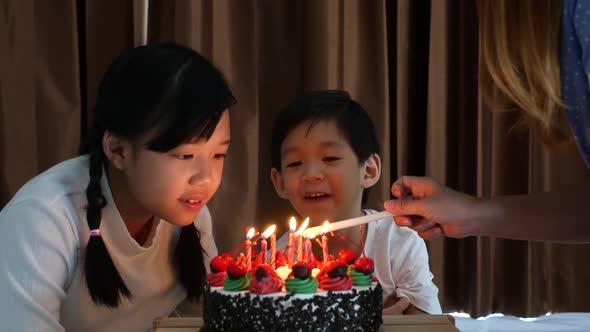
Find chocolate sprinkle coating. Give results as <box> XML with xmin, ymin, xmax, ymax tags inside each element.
<box><xmin>203</xmin><ymin>283</ymin><xmax>383</xmax><ymax>332</ymax></box>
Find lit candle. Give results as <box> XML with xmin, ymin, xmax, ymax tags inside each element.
<box><xmin>261</xmin><ymin>225</ymin><xmax>276</xmax><ymax>265</ymax></box>
<box><xmin>305</xmin><ymin>232</ymin><xmax>316</xmax><ymax>265</ymax></box>
<box><xmin>245</xmin><ymin>228</ymin><xmax>255</xmax><ymax>273</ymax></box>
<box><xmin>294</xmin><ymin>217</ymin><xmax>309</xmax><ymax>263</ymax></box>
<box><xmin>321</xmin><ymin>221</ymin><xmax>329</xmax><ymax>264</ymax></box>
<box><xmin>287</xmin><ymin>217</ymin><xmax>297</xmax><ymax>267</ymax></box>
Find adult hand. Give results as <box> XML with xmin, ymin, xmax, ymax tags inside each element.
<box><xmin>384</xmin><ymin>176</ymin><xmax>485</xmax><ymax>240</ymax></box>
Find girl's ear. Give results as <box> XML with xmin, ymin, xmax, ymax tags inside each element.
<box><xmin>361</xmin><ymin>154</ymin><xmax>381</xmax><ymax>189</ymax></box>
<box><xmin>270</xmin><ymin>168</ymin><xmax>289</xmax><ymax>199</ymax></box>
<box><xmin>102</xmin><ymin>131</ymin><xmax>128</xmax><ymax>171</ymax></box>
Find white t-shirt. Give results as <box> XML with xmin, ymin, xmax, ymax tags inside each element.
<box><xmin>275</xmin><ymin>209</ymin><xmax>441</xmax><ymax>314</ymax></box>
<box><xmin>0</xmin><ymin>156</ymin><xmax>218</xmax><ymax>331</ymax></box>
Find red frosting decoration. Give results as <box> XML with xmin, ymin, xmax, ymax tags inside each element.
<box><xmin>249</xmin><ymin>266</ymin><xmax>284</xmax><ymax>294</ymax></box>
<box><xmin>207</xmin><ymin>271</ymin><xmax>227</xmax><ymax>287</ymax></box>
<box><xmin>319</xmin><ymin>275</ymin><xmax>353</xmax><ymax>291</ymax></box>
<box><xmin>274</xmin><ymin>249</ymin><xmax>289</xmax><ymax>268</ymax></box>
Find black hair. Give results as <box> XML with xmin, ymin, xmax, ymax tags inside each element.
<box><xmin>79</xmin><ymin>43</ymin><xmax>236</xmax><ymax>307</ymax></box>
<box><xmin>270</xmin><ymin>90</ymin><xmax>380</xmax><ymax>206</ymax></box>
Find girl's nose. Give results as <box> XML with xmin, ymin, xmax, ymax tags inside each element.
<box><xmin>189</xmin><ymin>157</ymin><xmax>213</xmax><ymax>186</ymax></box>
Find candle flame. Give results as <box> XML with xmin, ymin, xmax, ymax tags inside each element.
<box><xmin>246</xmin><ymin>227</ymin><xmax>255</xmax><ymax>239</ymax></box>
<box><xmin>307</xmin><ymin>232</ymin><xmax>316</xmax><ymax>239</ymax></box>
<box><xmin>289</xmin><ymin>216</ymin><xmax>297</xmax><ymax>231</ymax></box>
<box><xmin>262</xmin><ymin>224</ymin><xmax>276</xmax><ymax>238</ymax></box>
<box><xmin>322</xmin><ymin>220</ymin><xmax>330</xmax><ymax>234</ymax></box>
<box><xmin>294</xmin><ymin>217</ymin><xmax>309</xmax><ymax>236</ymax></box>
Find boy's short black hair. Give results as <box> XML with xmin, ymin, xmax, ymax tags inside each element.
<box><xmin>270</xmin><ymin>90</ymin><xmax>380</xmax><ymax>206</ymax></box>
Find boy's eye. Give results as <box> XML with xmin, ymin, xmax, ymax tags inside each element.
<box><xmin>323</xmin><ymin>156</ymin><xmax>341</xmax><ymax>162</ymax></box>
<box><xmin>214</xmin><ymin>153</ymin><xmax>227</xmax><ymax>160</ymax></box>
<box><xmin>285</xmin><ymin>161</ymin><xmax>302</xmax><ymax>168</ymax></box>
<box><xmin>176</xmin><ymin>154</ymin><xmax>194</xmax><ymax>160</ymax></box>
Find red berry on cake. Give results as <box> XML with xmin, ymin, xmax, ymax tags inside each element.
<box><xmin>210</xmin><ymin>255</ymin><xmax>230</xmax><ymax>273</ymax></box>
<box><xmin>326</xmin><ymin>259</ymin><xmax>348</xmax><ymax>278</ymax></box>
<box><xmin>353</xmin><ymin>257</ymin><xmax>375</xmax><ymax>274</ymax></box>
<box><xmin>227</xmin><ymin>261</ymin><xmax>247</xmax><ymax>279</ymax></box>
<box><xmin>292</xmin><ymin>261</ymin><xmax>312</xmax><ymax>279</ymax></box>
<box><xmin>338</xmin><ymin>248</ymin><xmax>357</xmax><ymax>265</ymax></box>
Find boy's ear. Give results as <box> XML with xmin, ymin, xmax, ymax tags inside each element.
<box><xmin>361</xmin><ymin>154</ymin><xmax>381</xmax><ymax>189</ymax></box>
<box><xmin>271</xmin><ymin>168</ymin><xmax>289</xmax><ymax>199</ymax></box>
<box><xmin>102</xmin><ymin>131</ymin><xmax>129</xmax><ymax>171</ymax></box>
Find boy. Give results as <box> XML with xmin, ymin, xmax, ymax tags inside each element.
<box><xmin>270</xmin><ymin>90</ymin><xmax>441</xmax><ymax>315</ymax></box>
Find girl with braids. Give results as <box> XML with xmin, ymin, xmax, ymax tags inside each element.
<box><xmin>0</xmin><ymin>43</ymin><xmax>235</xmax><ymax>331</ymax></box>
<box><xmin>385</xmin><ymin>0</ymin><xmax>590</xmax><ymax>242</ymax></box>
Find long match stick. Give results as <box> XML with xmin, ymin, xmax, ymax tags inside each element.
<box><xmin>304</xmin><ymin>211</ymin><xmax>394</xmax><ymax>235</ymax></box>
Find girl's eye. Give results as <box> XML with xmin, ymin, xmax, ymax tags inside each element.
<box><xmin>176</xmin><ymin>154</ymin><xmax>193</xmax><ymax>160</ymax></box>
<box><xmin>214</xmin><ymin>153</ymin><xmax>227</xmax><ymax>160</ymax></box>
<box><xmin>285</xmin><ymin>161</ymin><xmax>302</xmax><ymax>168</ymax></box>
<box><xmin>323</xmin><ymin>156</ymin><xmax>341</xmax><ymax>162</ymax></box>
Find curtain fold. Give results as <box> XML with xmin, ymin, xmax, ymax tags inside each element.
<box><xmin>0</xmin><ymin>0</ymin><xmax>80</xmax><ymax>206</ymax></box>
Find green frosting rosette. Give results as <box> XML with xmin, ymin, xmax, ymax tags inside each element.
<box><xmin>347</xmin><ymin>266</ymin><xmax>372</xmax><ymax>286</ymax></box>
<box><xmin>223</xmin><ymin>273</ymin><xmax>251</xmax><ymax>291</ymax></box>
<box><xmin>285</xmin><ymin>277</ymin><xmax>319</xmax><ymax>294</ymax></box>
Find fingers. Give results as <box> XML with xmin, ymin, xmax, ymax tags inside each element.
<box><xmin>383</xmin><ymin>294</ymin><xmax>398</xmax><ymax>308</ymax></box>
<box><xmin>410</xmin><ymin>218</ymin><xmax>437</xmax><ymax>233</ymax></box>
<box><xmin>384</xmin><ymin>196</ymin><xmax>430</xmax><ymax>219</ymax></box>
<box><xmin>390</xmin><ymin>176</ymin><xmax>437</xmax><ymax>198</ymax></box>
<box><xmin>393</xmin><ymin>215</ymin><xmax>412</xmax><ymax>227</ymax></box>
<box><xmin>418</xmin><ymin>226</ymin><xmax>442</xmax><ymax>240</ymax></box>
<box><xmin>393</xmin><ymin>216</ymin><xmax>443</xmax><ymax>240</ymax></box>
<box><xmin>390</xmin><ymin>176</ymin><xmax>415</xmax><ymax>198</ymax></box>
<box><xmin>383</xmin><ymin>297</ymin><xmax>410</xmax><ymax>315</ymax></box>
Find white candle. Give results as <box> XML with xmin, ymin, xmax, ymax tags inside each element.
<box><xmin>304</xmin><ymin>211</ymin><xmax>393</xmax><ymax>236</ymax></box>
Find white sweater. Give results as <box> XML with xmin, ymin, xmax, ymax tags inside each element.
<box><xmin>275</xmin><ymin>209</ymin><xmax>441</xmax><ymax>314</ymax></box>
<box><xmin>0</xmin><ymin>156</ymin><xmax>218</xmax><ymax>331</ymax></box>
<box><xmin>363</xmin><ymin>209</ymin><xmax>441</xmax><ymax>314</ymax></box>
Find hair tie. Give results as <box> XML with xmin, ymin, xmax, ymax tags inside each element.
<box><xmin>90</xmin><ymin>229</ymin><xmax>101</xmax><ymax>237</ymax></box>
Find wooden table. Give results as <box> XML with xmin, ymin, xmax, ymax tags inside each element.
<box><xmin>153</xmin><ymin>315</ymin><xmax>460</xmax><ymax>331</ymax></box>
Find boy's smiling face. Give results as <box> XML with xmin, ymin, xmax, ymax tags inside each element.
<box><xmin>271</xmin><ymin>119</ymin><xmax>380</xmax><ymax>225</ymax></box>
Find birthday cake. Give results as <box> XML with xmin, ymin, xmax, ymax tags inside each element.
<box><xmin>202</xmin><ymin>248</ymin><xmax>383</xmax><ymax>332</ymax></box>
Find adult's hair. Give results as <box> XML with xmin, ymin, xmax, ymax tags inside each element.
<box><xmin>478</xmin><ymin>0</ymin><xmax>567</xmax><ymax>146</ymax></box>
